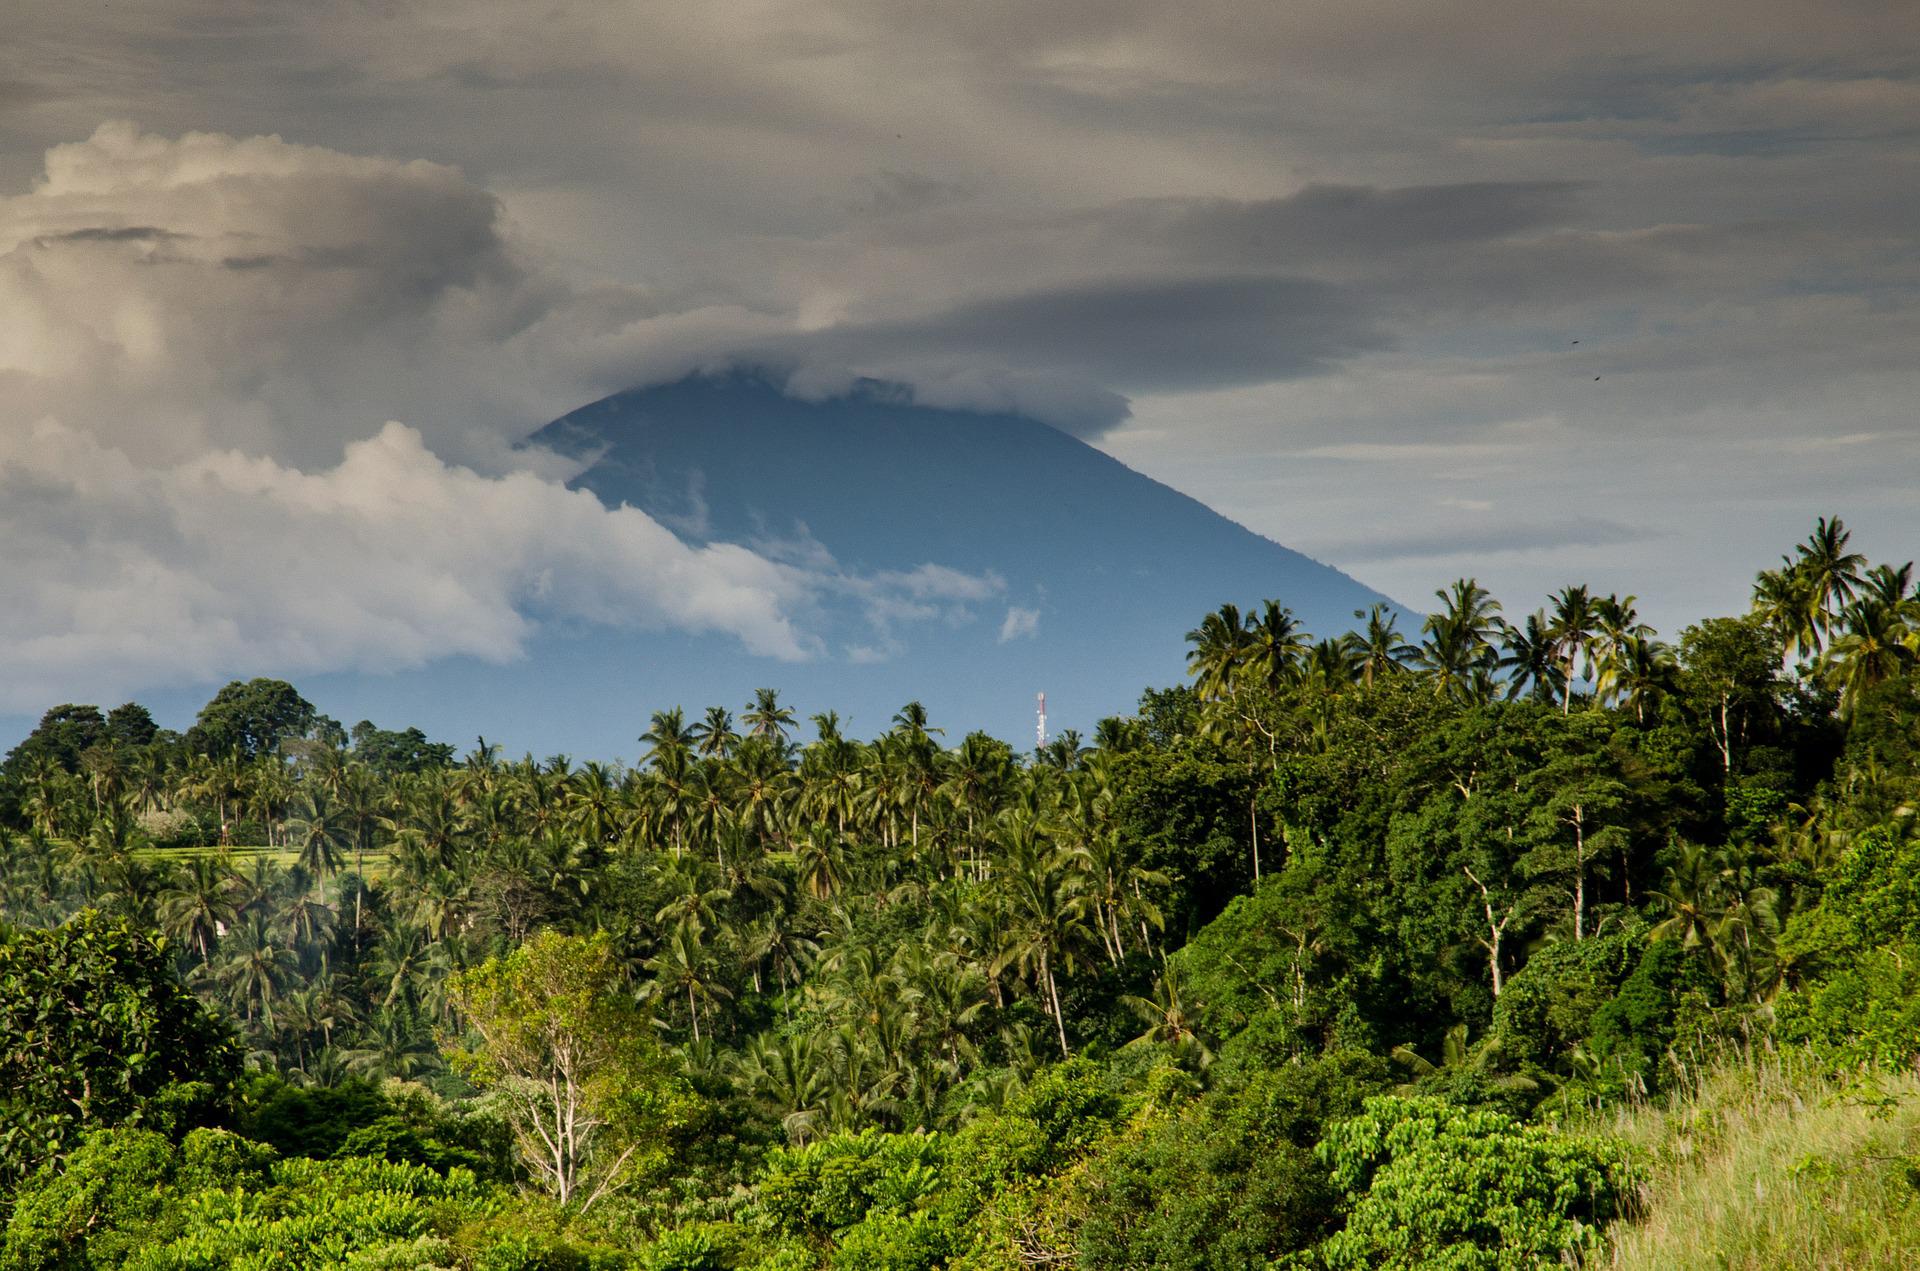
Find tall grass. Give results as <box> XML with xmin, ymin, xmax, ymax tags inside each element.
<box><xmin>1581</xmin><ymin>1048</ymin><xmax>1920</xmax><ymax>1268</ymax></box>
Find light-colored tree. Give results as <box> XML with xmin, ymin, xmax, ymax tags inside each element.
<box><xmin>449</xmin><ymin>931</ymin><xmax>693</xmax><ymax>1210</ymax></box>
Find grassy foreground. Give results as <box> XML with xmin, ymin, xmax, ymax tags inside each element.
<box><xmin>1585</xmin><ymin>1052</ymin><xmax>1920</xmax><ymax>1268</ymax></box>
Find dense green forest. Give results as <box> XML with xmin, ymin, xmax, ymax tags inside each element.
<box><xmin>3</xmin><ymin>515</ymin><xmax>1919</xmax><ymax>1268</ymax></box>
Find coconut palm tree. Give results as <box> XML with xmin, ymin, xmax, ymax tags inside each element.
<box><xmin>290</xmin><ymin>790</ymin><xmax>350</xmax><ymax>887</ymax></box>
<box><xmin>216</xmin><ymin>912</ymin><xmax>302</xmax><ymax>1029</ymax></box>
<box><xmin>1499</xmin><ymin>612</ymin><xmax>1564</xmax><ymax>704</ymax></box>
<box><xmin>158</xmin><ymin>853</ymin><xmax>245</xmax><ymax>966</ymax></box>
<box><xmin>691</xmin><ymin>706</ymin><xmax>741</xmax><ymax>759</ymax></box>
<box><xmin>743</xmin><ymin>688</ymin><xmax>797</xmax><ymax>745</ymax></box>
<box><xmin>1547</xmin><ymin>584</ymin><xmax>1599</xmax><ymax>712</ymax></box>
<box><xmin>644</xmin><ymin>923</ymin><xmax>733</xmax><ymax>1044</ymax></box>
<box><xmin>1824</xmin><ymin>596</ymin><xmax>1919</xmax><ymax>715</ymax></box>
<box><xmin>1752</xmin><ymin>563</ymin><xmax>1819</xmax><ymax>662</ymax></box>
<box><xmin>345</xmin><ymin>1005</ymin><xmax>439</xmax><ymax>1080</ymax></box>
<box><xmin>1595</xmin><ymin>634</ymin><xmax>1676</xmax><ymax>723</ymax></box>
<box><xmin>1185</xmin><ymin>603</ymin><xmax>1252</xmax><ymax>701</ymax></box>
<box><xmin>735</xmin><ymin>1034</ymin><xmax>832</xmax><ymax>1143</ymax></box>
<box><xmin>1245</xmin><ymin>600</ymin><xmax>1311</xmax><ymax>695</ymax></box>
<box><xmin>640</xmin><ymin>707</ymin><xmax>696</xmax><ymax>771</ymax></box>
<box><xmin>992</xmin><ymin>824</ymin><xmax>1096</xmax><ymax>1058</ymax></box>
<box><xmin>1353</xmin><ymin>603</ymin><xmax>1412</xmax><ymax>688</ymax></box>
<box><xmin>1795</xmin><ymin>515</ymin><xmax>1867</xmax><ymax>645</ymax></box>
<box><xmin>1411</xmin><ymin>579</ymin><xmax>1503</xmax><ymax>701</ymax></box>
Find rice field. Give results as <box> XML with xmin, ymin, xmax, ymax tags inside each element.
<box><xmin>133</xmin><ymin>843</ymin><xmax>392</xmax><ymax>881</ymax></box>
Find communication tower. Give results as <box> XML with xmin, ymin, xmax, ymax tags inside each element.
<box><xmin>1036</xmin><ymin>692</ymin><xmax>1048</xmax><ymax>750</ymax></box>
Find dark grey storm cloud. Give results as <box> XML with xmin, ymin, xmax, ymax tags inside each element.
<box><xmin>853</xmin><ymin>275</ymin><xmax>1391</xmax><ymax>396</ymax></box>
<box><xmin>1116</xmin><ymin>182</ymin><xmax>1588</xmax><ymax>264</ymax></box>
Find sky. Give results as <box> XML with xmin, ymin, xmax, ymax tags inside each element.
<box><xmin>1</xmin><ymin>0</ymin><xmax>1916</xmax><ymax>726</ymax></box>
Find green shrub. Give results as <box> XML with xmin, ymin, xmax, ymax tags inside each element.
<box><xmin>0</xmin><ymin>912</ymin><xmax>239</xmax><ymax>1187</ymax></box>
<box><xmin>638</xmin><ymin>1222</ymin><xmax>744</xmax><ymax>1271</ymax></box>
<box><xmin>756</xmin><ymin>1130</ymin><xmax>947</xmax><ymax>1239</ymax></box>
<box><xmin>1312</xmin><ymin>1096</ymin><xmax>1626</xmax><ymax>1270</ymax></box>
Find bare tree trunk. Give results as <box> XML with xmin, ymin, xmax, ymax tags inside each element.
<box><xmin>1464</xmin><ymin>866</ymin><xmax>1514</xmax><ymax>997</ymax></box>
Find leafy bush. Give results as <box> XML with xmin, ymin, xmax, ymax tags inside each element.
<box><xmin>1586</xmin><ymin>940</ymin><xmax>1719</xmax><ymax>1091</ymax></box>
<box><xmin>1312</xmin><ymin>1096</ymin><xmax>1627</xmax><ymax>1270</ymax></box>
<box><xmin>756</xmin><ymin>1130</ymin><xmax>947</xmax><ymax>1239</ymax></box>
<box><xmin>1493</xmin><ymin>926</ymin><xmax>1646</xmax><ymax>1071</ymax></box>
<box><xmin>0</xmin><ymin>912</ymin><xmax>239</xmax><ymax>1187</ymax></box>
<box><xmin>637</xmin><ymin>1223</ymin><xmax>745</xmax><ymax>1271</ymax></box>
<box><xmin>123</xmin><ymin>1155</ymin><xmax>484</xmax><ymax>1270</ymax></box>
<box><xmin>0</xmin><ymin>1128</ymin><xmax>271</xmax><ymax>1271</ymax></box>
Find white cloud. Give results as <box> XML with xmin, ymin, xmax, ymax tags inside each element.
<box><xmin>999</xmin><ymin>607</ymin><xmax>1041</xmax><ymax>642</ymax></box>
<box><xmin>0</xmin><ymin>124</ymin><xmax>1013</xmax><ymax>709</ymax></box>
<box><xmin>0</xmin><ymin>419</ymin><xmax>821</xmax><ymax>710</ymax></box>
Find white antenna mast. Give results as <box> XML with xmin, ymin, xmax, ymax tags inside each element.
<box><xmin>1036</xmin><ymin>692</ymin><xmax>1048</xmax><ymax>750</ymax></box>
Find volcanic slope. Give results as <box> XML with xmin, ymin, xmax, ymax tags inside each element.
<box><xmin>510</xmin><ymin>374</ymin><xmax>1399</xmax><ymax>749</ymax></box>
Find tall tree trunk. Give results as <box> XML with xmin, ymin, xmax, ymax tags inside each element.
<box><xmin>1572</xmin><ymin>803</ymin><xmax>1586</xmax><ymax>941</ymax></box>
<box><xmin>1250</xmin><ymin>795</ymin><xmax>1260</xmax><ymax>884</ymax></box>
<box><xmin>1464</xmin><ymin>866</ymin><xmax>1513</xmax><ymax>997</ymax></box>
<box><xmin>1043</xmin><ymin>951</ymin><xmax>1070</xmax><ymax>1058</ymax></box>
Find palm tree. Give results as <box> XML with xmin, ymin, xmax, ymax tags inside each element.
<box><xmin>743</xmin><ymin>688</ymin><xmax>797</xmax><ymax>744</ymax></box>
<box><xmin>1546</xmin><ymin>584</ymin><xmax>1598</xmax><ymax>712</ymax></box>
<box><xmin>1353</xmin><ymin>603</ymin><xmax>1411</xmax><ymax>688</ymax></box>
<box><xmin>641</xmin><ymin>707</ymin><xmax>696</xmax><ymax>771</ymax></box>
<box><xmin>691</xmin><ymin>706</ymin><xmax>740</xmax><ymax>759</ymax></box>
<box><xmin>369</xmin><ymin>926</ymin><xmax>448</xmax><ymax>1014</ymax></box>
<box><xmin>1862</xmin><ymin>561</ymin><xmax>1917</xmax><ymax>610</ymax></box>
<box><xmin>345</xmin><ymin>1005</ymin><xmax>439</xmax><ymax>1080</ymax></box>
<box><xmin>1596</xmin><ymin>634</ymin><xmax>1676</xmax><ymax>723</ymax></box>
<box><xmin>158</xmin><ymin>853</ymin><xmax>244</xmax><ymax>966</ymax></box>
<box><xmin>278</xmin><ymin>891</ymin><xmax>337</xmax><ymax>965</ymax></box>
<box><xmin>1752</xmin><ymin>564</ymin><xmax>1819</xmax><ymax>661</ymax></box>
<box><xmin>644</xmin><ymin>924</ymin><xmax>733</xmax><ymax>1044</ymax></box>
<box><xmin>944</xmin><ymin>733</ymin><xmax>1012</xmax><ymax>880</ymax></box>
<box><xmin>1648</xmin><ymin>842</ymin><xmax>1733</xmax><ymax>960</ymax></box>
<box><xmin>1092</xmin><ymin>717</ymin><xmax>1145</xmax><ymax>753</ymax></box>
<box><xmin>1499</xmin><ymin>612</ymin><xmax>1563</xmax><ymax>704</ymax></box>
<box><xmin>335</xmin><ymin>765</ymin><xmax>385</xmax><ymax>932</ymax></box>
<box><xmin>128</xmin><ymin>747</ymin><xmax>173</xmax><ymax>815</ymax></box>
<box><xmin>216</xmin><ymin>912</ymin><xmax>302</xmax><ymax>1028</ymax></box>
<box><xmin>735</xmin><ymin>1034</ymin><xmax>832</xmax><ymax>1143</ymax></box>
<box><xmin>653</xmin><ymin>855</ymin><xmax>734</xmax><ymax>936</ymax></box>
<box><xmin>290</xmin><ymin>790</ymin><xmax>350</xmax><ymax>887</ymax></box>
<box><xmin>1245</xmin><ymin>600</ymin><xmax>1311</xmax><ymax>694</ymax></box>
<box><xmin>1302</xmin><ymin>635</ymin><xmax>1363</xmax><ymax>695</ymax></box>
<box><xmin>1185</xmin><ymin>603</ymin><xmax>1251</xmax><ymax>700</ymax></box>
<box><xmin>992</xmin><ymin>825</ymin><xmax>1096</xmax><ymax>1058</ymax></box>
<box><xmin>1121</xmin><ymin>966</ymin><xmax>1211</xmax><ymax>1066</ymax></box>
<box><xmin>1795</xmin><ymin>515</ymin><xmax>1867</xmax><ymax>645</ymax></box>
<box><xmin>795</xmin><ymin>823</ymin><xmax>852</xmax><ymax>900</ymax></box>
<box><xmin>1411</xmin><ymin>579</ymin><xmax>1503</xmax><ymax>701</ymax></box>
<box><xmin>1824</xmin><ymin>597</ymin><xmax>1918</xmax><ymax>715</ymax></box>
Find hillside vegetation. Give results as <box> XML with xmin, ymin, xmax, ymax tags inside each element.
<box><xmin>1</xmin><ymin>515</ymin><xmax>1917</xmax><ymax>1268</ymax></box>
